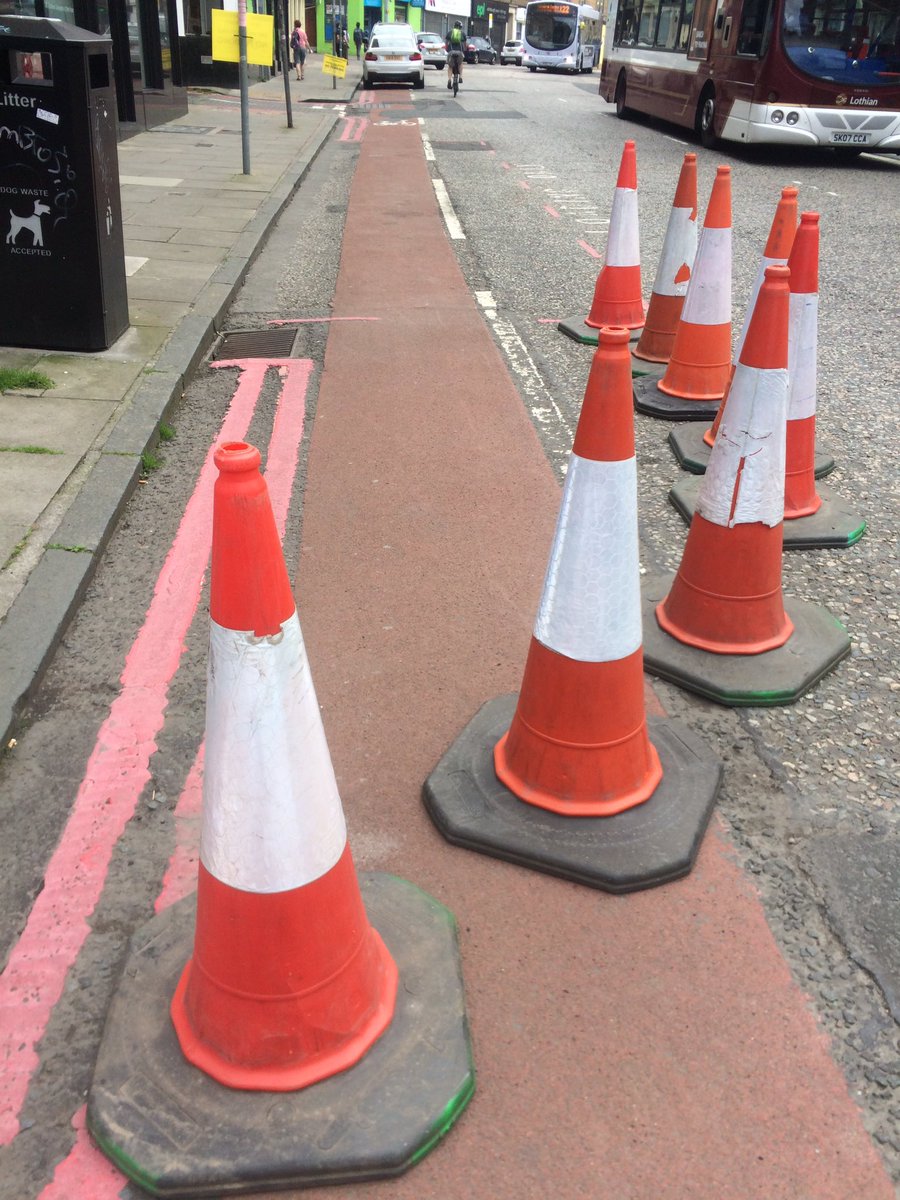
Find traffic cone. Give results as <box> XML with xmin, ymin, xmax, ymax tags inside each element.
<box><xmin>669</xmin><ymin>214</ymin><xmax>864</xmax><ymax>549</ymax></box>
<box><xmin>425</xmin><ymin>328</ymin><xmax>722</xmax><ymax>893</ymax></box>
<box><xmin>632</xmin><ymin>152</ymin><xmax>698</xmax><ymax>369</ymax></box>
<box><xmin>781</xmin><ymin>212</ymin><xmax>865</xmax><ymax>546</ymax></box>
<box><xmin>88</xmin><ymin>443</ymin><xmax>474</xmax><ymax>1196</ymax></box>
<box><xmin>642</xmin><ymin>268</ymin><xmax>850</xmax><ymax>705</ymax></box>
<box><xmin>668</xmin><ymin>186</ymin><xmax>808</xmax><ymax>470</ymax></box>
<box><xmin>633</xmin><ymin>166</ymin><xmax>732</xmax><ymax>419</ymax></box>
<box><xmin>558</xmin><ymin>142</ymin><xmax>646</xmax><ymax>346</ymax></box>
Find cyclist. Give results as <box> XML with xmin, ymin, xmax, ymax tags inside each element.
<box><xmin>446</xmin><ymin>20</ymin><xmax>465</xmax><ymax>90</ymax></box>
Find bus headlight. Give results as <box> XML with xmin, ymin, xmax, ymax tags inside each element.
<box><xmin>786</xmin><ymin>111</ymin><xmax>800</xmax><ymax>124</ymax></box>
<box><xmin>771</xmin><ymin>109</ymin><xmax>784</xmax><ymax>123</ymax></box>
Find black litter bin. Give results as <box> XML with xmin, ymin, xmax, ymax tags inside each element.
<box><xmin>0</xmin><ymin>17</ymin><xmax>129</xmax><ymax>351</ymax></box>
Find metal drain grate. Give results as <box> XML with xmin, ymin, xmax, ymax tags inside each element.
<box><xmin>215</xmin><ymin>327</ymin><xmax>298</xmax><ymax>359</ymax></box>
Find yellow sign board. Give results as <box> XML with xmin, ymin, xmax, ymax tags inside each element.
<box><xmin>322</xmin><ymin>53</ymin><xmax>348</xmax><ymax>77</ymax></box>
<box><xmin>211</xmin><ymin>10</ymin><xmax>275</xmax><ymax>66</ymax></box>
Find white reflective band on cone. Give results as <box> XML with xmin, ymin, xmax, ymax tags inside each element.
<box><xmin>652</xmin><ymin>206</ymin><xmax>697</xmax><ymax>297</ymax></box>
<box><xmin>534</xmin><ymin>455</ymin><xmax>642</xmax><ymax>663</ymax></box>
<box><xmin>698</xmin><ymin>365</ymin><xmax>789</xmax><ymax>528</ymax></box>
<box><xmin>680</xmin><ymin>227</ymin><xmax>732</xmax><ymax>326</ymax></box>
<box><xmin>605</xmin><ymin>189</ymin><xmax>640</xmax><ymax>267</ymax></box>
<box><xmin>787</xmin><ymin>292</ymin><xmax>817</xmax><ymax>421</ymax></box>
<box><xmin>735</xmin><ymin>254</ymin><xmax>784</xmax><ymax>361</ymax></box>
<box><xmin>201</xmin><ymin>614</ymin><xmax>347</xmax><ymax>894</ymax></box>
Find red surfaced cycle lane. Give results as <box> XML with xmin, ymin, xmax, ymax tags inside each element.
<box><xmin>293</xmin><ymin>120</ymin><xmax>892</xmax><ymax>1200</ymax></box>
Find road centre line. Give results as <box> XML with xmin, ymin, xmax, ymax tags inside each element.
<box><xmin>0</xmin><ymin>359</ymin><xmax>310</xmax><ymax>1146</ymax></box>
<box><xmin>432</xmin><ymin>178</ymin><xmax>465</xmax><ymax>240</ymax></box>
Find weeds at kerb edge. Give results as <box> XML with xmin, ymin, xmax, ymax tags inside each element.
<box><xmin>0</xmin><ymin>368</ymin><xmax>55</xmax><ymax>393</ymax></box>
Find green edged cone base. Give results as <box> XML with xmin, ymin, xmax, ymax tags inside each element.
<box><xmin>633</xmin><ymin>372</ymin><xmax>722</xmax><ymax>420</ymax></box>
<box><xmin>558</xmin><ymin>315</ymin><xmax>643</xmax><ymax>346</ymax></box>
<box><xmin>423</xmin><ymin>695</ymin><xmax>722</xmax><ymax>894</ymax></box>
<box><xmin>630</xmin><ymin>353</ymin><xmax>667</xmax><ymax>380</ymax></box>
<box><xmin>87</xmin><ymin>874</ymin><xmax>475</xmax><ymax>1199</ymax></box>
<box><xmin>641</xmin><ymin>573</ymin><xmax>851</xmax><ymax>706</ymax></box>
<box><xmin>669</xmin><ymin>477</ymin><xmax>866</xmax><ymax>549</ymax></box>
<box><xmin>667</xmin><ymin>424</ymin><xmax>836</xmax><ymax>478</ymax></box>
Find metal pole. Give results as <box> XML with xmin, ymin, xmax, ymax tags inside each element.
<box><xmin>238</xmin><ymin>0</ymin><xmax>251</xmax><ymax>173</ymax></box>
<box><xmin>277</xmin><ymin>0</ymin><xmax>293</xmax><ymax>126</ymax></box>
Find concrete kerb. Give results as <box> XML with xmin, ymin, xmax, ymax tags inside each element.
<box><xmin>0</xmin><ymin>84</ymin><xmax>357</xmax><ymax>753</ymax></box>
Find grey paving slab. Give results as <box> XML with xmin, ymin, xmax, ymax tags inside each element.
<box><xmin>27</xmin><ymin>357</ymin><xmax>145</xmax><ymax>401</ymax></box>
<box><xmin>0</xmin><ymin>395</ymin><xmax>117</xmax><ymax>450</ymax></box>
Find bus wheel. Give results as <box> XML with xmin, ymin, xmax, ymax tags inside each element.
<box><xmin>615</xmin><ymin>72</ymin><xmax>629</xmax><ymax>118</ymax></box>
<box><xmin>697</xmin><ymin>87</ymin><xmax>717</xmax><ymax>149</ymax></box>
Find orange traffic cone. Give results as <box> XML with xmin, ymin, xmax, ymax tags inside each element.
<box><xmin>668</xmin><ymin>186</ymin><xmax>811</xmax><ymax>473</ymax></box>
<box><xmin>425</xmin><ymin>328</ymin><xmax>722</xmax><ymax>892</ymax></box>
<box><xmin>559</xmin><ymin>142</ymin><xmax>645</xmax><ymax>345</ymax></box>
<box><xmin>669</xmin><ymin>213</ymin><xmax>865</xmax><ymax>550</ymax></box>
<box><xmin>781</xmin><ymin>212</ymin><xmax>865</xmax><ymax>546</ymax></box>
<box><xmin>633</xmin><ymin>152</ymin><xmax>698</xmax><ymax>367</ymax></box>
<box><xmin>88</xmin><ymin>442</ymin><xmax>475</xmax><ymax>1195</ymax></box>
<box><xmin>170</xmin><ymin>442</ymin><xmax>397</xmax><ymax>1090</ymax></box>
<box><xmin>641</xmin><ymin>268</ymin><xmax>850</xmax><ymax>705</ymax></box>
<box><xmin>633</xmin><ymin>166</ymin><xmax>732</xmax><ymax>419</ymax></box>
<box><xmin>495</xmin><ymin>328</ymin><xmax>663</xmax><ymax>817</ymax></box>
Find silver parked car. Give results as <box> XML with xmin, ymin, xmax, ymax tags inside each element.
<box><xmin>417</xmin><ymin>31</ymin><xmax>448</xmax><ymax>69</ymax></box>
<box><xmin>363</xmin><ymin>28</ymin><xmax>426</xmax><ymax>88</ymax></box>
<box><xmin>501</xmin><ymin>38</ymin><xmax>525</xmax><ymax>64</ymax></box>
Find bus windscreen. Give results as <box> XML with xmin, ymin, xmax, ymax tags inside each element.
<box><xmin>782</xmin><ymin>0</ymin><xmax>900</xmax><ymax>86</ymax></box>
<box><xmin>525</xmin><ymin>2</ymin><xmax>579</xmax><ymax>50</ymax></box>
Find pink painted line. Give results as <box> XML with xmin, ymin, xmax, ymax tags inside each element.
<box><xmin>0</xmin><ymin>359</ymin><xmax>307</xmax><ymax>1146</ymax></box>
<box><xmin>537</xmin><ymin>318</ymin><xmax>564</xmax><ymax>323</ymax></box>
<box><xmin>353</xmin><ymin>117</ymin><xmax>368</xmax><ymax>141</ymax></box>
<box><xmin>38</xmin><ymin>1107</ymin><xmax>124</xmax><ymax>1200</ymax></box>
<box><xmin>518</xmin><ymin>180</ymin><xmax>530</xmax><ymax>190</ymax></box>
<box><xmin>578</xmin><ymin>239</ymin><xmax>602</xmax><ymax>258</ymax></box>
<box><xmin>40</xmin><ymin>360</ymin><xmax>312</xmax><ymax>1195</ymax></box>
<box><xmin>339</xmin><ymin>116</ymin><xmax>358</xmax><ymax>141</ymax></box>
<box><xmin>268</xmin><ymin>317</ymin><xmax>380</xmax><ymax>325</ymax></box>
<box><xmin>544</xmin><ymin>205</ymin><xmax>560</xmax><ymax>219</ymax></box>
<box><xmin>500</xmin><ymin>161</ymin><xmax>510</xmax><ymax>169</ymax></box>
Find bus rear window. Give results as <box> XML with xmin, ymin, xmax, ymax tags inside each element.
<box><xmin>782</xmin><ymin>0</ymin><xmax>900</xmax><ymax>86</ymax></box>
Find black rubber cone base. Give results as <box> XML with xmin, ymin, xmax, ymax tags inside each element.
<box><xmin>87</xmin><ymin>874</ymin><xmax>475</xmax><ymax>1199</ymax></box>
<box><xmin>669</xmin><ymin>477</ymin><xmax>866</xmax><ymax>550</ymax></box>
<box><xmin>630</xmin><ymin>353</ymin><xmax>667</xmax><ymax>380</ymax></box>
<box><xmin>633</xmin><ymin>372</ymin><xmax>722</xmax><ymax>420</ymax></box>
<box><xmin>423</xmin><ymin>695</ymin><xmax>722</xmax><ymax>894</ymax></box>
<box><xmin>558</xmin><ymin>315</ymin><xmax>643</xmax><ymax>346</ymax></box>
<box><xmin>641</xmin><ymin>573</ymin><xmax>851</xmax><ymax>706</ymax></box>
<box><xmin>667</xmin><ymin>424</ymin><xmax>836</xmax><ymax>478</ymax></box>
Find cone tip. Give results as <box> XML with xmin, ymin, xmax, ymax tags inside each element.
<box><xmin>800</xmin><ymin>211</ymin><xmax>820</xmax><ymax>225</ymax></box>
<box><xmin>782</xmin><ymin>185</ymin><xmax>799</xmax><ymax>199</ymax></box>
<box><xmin>598</xmin><ymin>326</ymin><xmax>631</xmax><ymax>347</ymax></box>
<box><xmin>763</xmin><ymin>264</ymin><xmax>790</xmax><ymax>284</ymax></box>
<box><xmin>215</xmin><ymin>442</ymin><xmax>261</xmax><ymax>473</ymax></box>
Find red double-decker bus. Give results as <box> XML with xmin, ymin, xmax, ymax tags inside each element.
<box><xmin>599</xmin><ymin>0</ymin><xmax>900</xmax><ymax>152</ymax></box>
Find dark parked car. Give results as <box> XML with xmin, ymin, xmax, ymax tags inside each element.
<box><xmin>465</xmin><ymin>36</ymin><xmax>497</xmax><ymax>64</ymax></box>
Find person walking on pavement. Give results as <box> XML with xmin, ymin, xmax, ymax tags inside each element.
<box><xmin>342</xmin><ymin>25</ymin><xmax>350</xmax><ymax>59</ymax></box>
<box><xmin>446</xmin><ymin>20</ymin><xmax>465</xmax><ymax>89</ymax></box>
<box><xmin>353</xmin><ymin>22</ymin><xmax>363</xmax><ymax>58</ymax></box>
<box><xmin>290</xmin><ymin>19</ymin><xmax>309</xmax><ymax>80</ymax></box>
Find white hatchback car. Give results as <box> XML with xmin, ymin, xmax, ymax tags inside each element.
<box><xmin>363</xmin><ymin>28</ymin><xmax>425</xmax><ymax>88</ymax></box>
<box><xmin>501</xmin><ymin>38</ymin><xmax>525</xmax><ymax>64</ymax></box>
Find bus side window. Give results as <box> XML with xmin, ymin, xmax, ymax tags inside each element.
<box><xmin>678</xmin><ymin>0</ymin><xmax>696</xmax><ymax>49</ymax></box>
<box><xmin>616</xmin><ymin>0</ymin><xmax>640</xmax><ymax>45</ymax></box>
<box><xmin>736</xmin><ymin>0</ymin><xmax>772</xmax><ymax>55</ymax></box>
<box><xmin>638</xmin><ymin>0</ymin><xmax>662</xmax><ymax>45</ymax></box>
<box><xmin>656</xmin><ymin>0</ymin><xmax>682</xmax><ymax>48</ymax></box>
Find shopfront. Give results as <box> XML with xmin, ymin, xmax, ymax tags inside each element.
<box><xmin>0</xmin><ymin>0</ymin><xmax>187</xmax><ymax>130</ymax></box>
<box><xmin>469</xmin><ymin>0</ymin><xmax>507</xmax><ymax>49</ymax></box>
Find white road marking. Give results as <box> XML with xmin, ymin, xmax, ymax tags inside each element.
<box><xmin>433</xmin><ymin>177</ymin><xmax>466</xmax><ymax>240</ymax></box>
<box><xmin>420</xmin><ymin>122</ymin><xmax>435</xmax><ymax>162</ymax></box>
<box><xmin>663</xmin><ymin>134</ymin><xmax>688</xmax><ymax>145</ymax></box>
